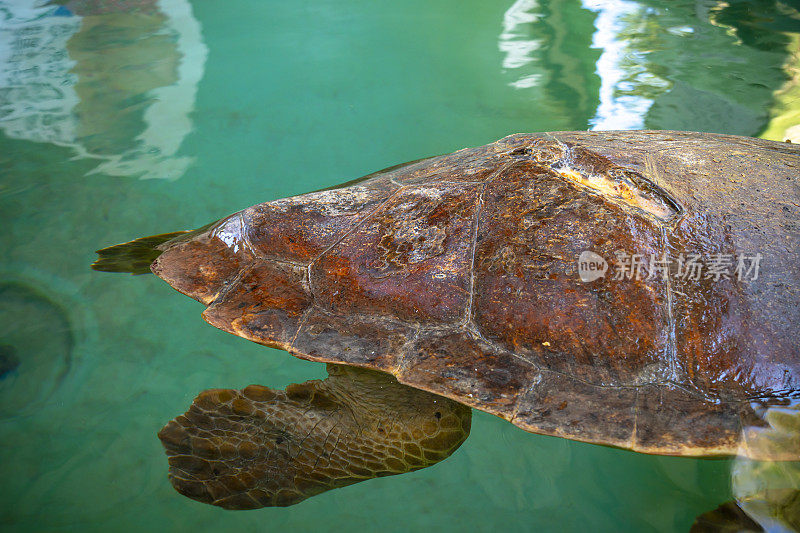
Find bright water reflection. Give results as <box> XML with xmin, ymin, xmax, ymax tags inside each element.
<box><xmin>581</xmin><ymin>0</ymin><xmax>666</xmax><ymax>129</ymax></box>
<box><xmin>0</xmin><ymin>0</ymin><xmax>206</xmax><ymax>179</ymax></box>
<box><xmin>498</xmin><ymin>0</ymin><xmax>800</xmax><ymax>136</ymax></box>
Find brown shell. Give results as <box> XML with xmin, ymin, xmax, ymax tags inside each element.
<box><xmin>152</xmin><ymin>131</ymin><xmax>800</xmax><ymax>459</ymax></box>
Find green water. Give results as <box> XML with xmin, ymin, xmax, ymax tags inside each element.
<box><xmin>1</xmin><ymin>0</ymin><xmax>799</xmax><ymax>531</ymax></box>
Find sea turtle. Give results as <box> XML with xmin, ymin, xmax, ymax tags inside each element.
<box><xmin>93</xmin><ymin>131</ymin><xmax>800</xmax><ymax>519</ymax></box>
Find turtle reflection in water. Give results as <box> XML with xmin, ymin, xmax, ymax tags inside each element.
<box><xmin>94</xmin><ymin>131</ymin><xmax>799</xmax><ymax>528</ymax></box>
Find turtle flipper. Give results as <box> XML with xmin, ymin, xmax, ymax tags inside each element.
<box><xmin>92</xmin><ymin>232</ymin><xmax>193</xmax><ymax>274</ymax></box>
<box><xmin>690</xmin><ymin>491</ymin><xmax>800</xmax><ymax>533</ymax></box>
<box><xmin>92</xmin><ymin>221</ymin><xmax>217</xmax><ymax>274</ymax></box>
<box><xmin>690</xmin><ymin>500</ymin><xmax>764</xmax><ymax>532</ymax></box>
<box><xmin>692</xmin><ymin>404</ymin><xmax>800</xmax><ymax>532</ymax></box>
<box><xmin>158</xmin><ymin>364</ymin><xmax>471</xmax><ymax>508</ymax></box>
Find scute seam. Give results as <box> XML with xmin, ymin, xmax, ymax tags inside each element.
<box><xmin>289</xmin><ymin>304</ymin><xmax>315</xmax><ymax>349</ymax></box>
<box><xmin>631</xmin><ymin>388</ymin><xmax>640</xmax><ymax>450</ymax></box>
<box><xmin>238</xmin><ymin>212</ymin><xmax>311</xmax><ymax>269</ymax></box>
<box><xmin>509</xmin><ymin>373</ymin><xmax>541</xmax><ymax>423</ymax></box>
<box><xmin>307</xmin><ymin>186</ymin><xmax>406</xmax><ymax>277</ymax></box>
<box><xmin>207</xmin><ymin>263</ymin><xmax>251</xmax><ymax>308</ymax></box>
<box><xmin>394</xmin><ymin>328</ymin><xmax>423</xmax><ymax>375</ymax></box>
<box><xmin>464</xmin><ymin>184</ymin><xmax>486</xmax><ymax>325</ymax></box>
<box><xmin>467</xmin><ymin>319</ymin><xmax>732</xmax><ymax>399</ymax></box>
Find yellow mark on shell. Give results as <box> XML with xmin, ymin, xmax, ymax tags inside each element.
<box><xmin>556</xmin><ymin>165</ymin><xmax>676</xmax><ymax>221</ymax></box>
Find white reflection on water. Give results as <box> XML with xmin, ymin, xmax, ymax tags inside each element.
<box><xmin>581</xmin><ymin>0</ymin><xmax>664</xmax><ymax>130</ymax></box>
<box><xmin>0</xmin><ymin>0</ymin><xmax>207</xmax><ymax>180</ymax></box>
<box><xmin>498</xmin><ymin>0</ymin><xmax>543</xmax><ymax>89</ymax></box>
<box><xmin>0</xmin><ymin>2</ymin><xmax>82</xmax><ymax>142</ymax></box>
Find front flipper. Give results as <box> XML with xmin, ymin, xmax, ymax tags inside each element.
<box><xmin>158</xmin><ymin>364</ymin><xmax>471</xmax><ymax>509</ymax></box>
<box><xmin>692</xmin><ymin>404</ymin><xmax>800</xmax><ymax>532</ymax></box>
<box><xmin>690</xmin><ymin>491</ymin><xmax>800</xmax><ymax>532</ymax></box>
<box><xmin>690</xmin><ymin>500</ymin><xmax>766</xmax><ymax>532</ymax></box>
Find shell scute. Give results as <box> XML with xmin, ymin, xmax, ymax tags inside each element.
<box><xmin>309</xmin><ymin>183</ymin><xmax>481</xmax><ymax>324</ymax></box>
<box><xmin>632</xmin><ymin>384</ymin><xmax>743</xmax><ymax>455</ymax></box>
<box><xmin>513</xmin><ymin>371</ymin><xmax>637</xmax><ymax>448</ymax></box>
<box><xmin>391</xmin><ymin>140</ymin><xmax>526</xmax><ymax>185</ymax></box>
<box><xmin>292</xmin><ymin>308</ymin><xmax>413</xmax><ymax>373</ymax></box>
<box><xmin>398</xmin><ymin>329</ymin><xmax>541</xmax><ymax>418</ymax></box>
<box><xmin>242</xmin><ymin>178</ymin><xmax>399</xmax><ymax>265</ymax></box>
<box><xmin>473</xmin><ymin>160</ymin><xmax>671</xmax><ymax>386</ymax></box>
<box><xmin>203</xmin><ymin>261</ymin><xmax>311</xmax><ymax>350</ymax></box>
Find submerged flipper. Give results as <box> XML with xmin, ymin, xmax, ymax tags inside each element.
<box><xmin>92</xmin><ymin>232</ymin><xmax>193</xmax><ymax>274</ymax></box>
<box><xmin>691</xmin><ymin>500</ymin><xmax>765</xmax><ymax>532</ymax></box>
<box><xmin>158</xmin><ymin>364</ymin><xmax>472</xmax><ymax>508</ymax></box>
<box><xmin>691</xmin><ymin>491</ymin><xmax>800</xmax><ymax>532</ymax></box>
<box><xmin>693</xmin><ymin>404</ymin><xmax>800</xmax><ymax>532</ymax></box>
<box><xmin>92</xmin><ymin>222</ymin><xmax>217</xmax><ymax>274</ymax></box>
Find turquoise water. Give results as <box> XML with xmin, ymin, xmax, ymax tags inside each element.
<box><xmin>1</xmin><ymin>0</ymin><xmax>799</xmax><ymax>531</ymax></box>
